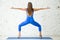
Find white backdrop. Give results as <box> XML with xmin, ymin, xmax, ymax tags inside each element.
<box><xmin>0</xmin><ymin>0</ymin><xmax>60</xmax><ymax>40</ymax></box>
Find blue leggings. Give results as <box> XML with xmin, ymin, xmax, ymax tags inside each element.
<box><xmin>18</xmin><ymin>16</ymin><xmax>41</xmax><ymax>32</ymax></box>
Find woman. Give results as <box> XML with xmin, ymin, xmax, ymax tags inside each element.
<box><xmin>11</xmin><ymin>2</ymin><xmax>49</xmax><ymax>38</ymax></box>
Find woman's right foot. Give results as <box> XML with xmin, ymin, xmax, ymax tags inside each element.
<box><xmin>40</xmin><ymin>35</ymin><xmax>42</xmax><ymax>39</ymax></box>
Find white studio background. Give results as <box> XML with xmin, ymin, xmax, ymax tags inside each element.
<box><xmin>0</xmin><ymin>0</ymin><xmax>60</xmax><ymax>40</ymax></box>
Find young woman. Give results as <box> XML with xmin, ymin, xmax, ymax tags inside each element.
<box><xmin>11</xmin><ymin>2</ymin><xmax>50</xmax><ymax>38</ymax></box>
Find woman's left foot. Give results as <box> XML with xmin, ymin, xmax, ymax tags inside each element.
<box><xmin>18</xmin><ymin>37</ymin><xmax>20</xmax><ymax>39</ymax></box>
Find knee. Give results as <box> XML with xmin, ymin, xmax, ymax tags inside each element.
<box><xmin>37</xmin><ymin>24</ymin><xmax>41</xmax><ymax>28</ymax></box>
<box><xmin>19</xmin><ymin>24</ymin><xmax>22</xmax><ymax>27</ymax></box>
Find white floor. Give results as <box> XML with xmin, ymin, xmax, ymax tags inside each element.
<box><xmin>51</xmin><ymin>35</ymin><xmax>60</xmax><ymax>40</ymax></box>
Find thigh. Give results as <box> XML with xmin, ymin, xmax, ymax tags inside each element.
<box><xmin>31</xmin><ymin>21</ymin><xmax>41</xmax><ymax>27</ymax></box>
<box><xmin>31</xmin><ymin>21</ymin><xmax>41</xmax><ymax>31</ymax></box>
<box><xmin>19</xmin><ymin>20</ymin><xmax>29</xmax><ymax>27</ymax></box>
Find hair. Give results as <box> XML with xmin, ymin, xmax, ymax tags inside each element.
<box><xmin>28</xmin><ymin>2</ymin><xmax>33</xmax><ymax>8</ymax></box>
<box><xmin>27</xmin><ymin>2</ymin><xmax>34</xmax><ymax>15</ymax></box>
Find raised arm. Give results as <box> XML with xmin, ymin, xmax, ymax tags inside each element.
<box><xmin>11</xmin><ymin>7</ymin><xmax>26</xmax><ymax>11</ymax></box>
<box><xmin>34</xmin><ymin>7</ymin><xmax>50</xmax><ymax>11</ymax></box>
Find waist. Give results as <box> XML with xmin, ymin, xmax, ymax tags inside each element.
<box><xmin>27</xmin><ymin>15</ymin><xmax>33</xmax><ymax>17</ymax></box>
<box><xmin>26</xmin><ymin>16</ymin><xmax>34</xmax><ymax>20</ymax></box>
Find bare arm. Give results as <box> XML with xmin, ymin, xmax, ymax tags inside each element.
<box><xmin>34</xmin><ymin>7</ymin><xmax>50</xmax><ymax>11</ymax></box>
<box><xmin>11</xmin><ymin>7</ymin><xmax>26</xmax><ymax>11</ymax></box>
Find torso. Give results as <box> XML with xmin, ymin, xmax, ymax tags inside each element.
<box><xmin>26</xmin><ymin>8</ymin><xmax>34</xmax><ymax>16</ymax></box>
<box><xmin>28</xmin><ymin>12</ymin><xmax>33</xmax><ymax>16</ymax></box>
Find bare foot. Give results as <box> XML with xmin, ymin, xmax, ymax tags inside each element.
<box><xmin>18</xmin><ymin>37</ymin><xmax>20</xmax><ymax>39</ymax></box>
<box><xmin>39</xmin><ymin>32</ymin><xmax>42</xmax><ymax>38</ymax></box>
<box><xmin>18</xmin><ymin>32</ymin><xmax>21</xmax><ymax>38</ymax></box>
<box><xmin>40</xmin><ymin>35</ymin><xmax>42</xmax><ymax>39</ymax></box>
